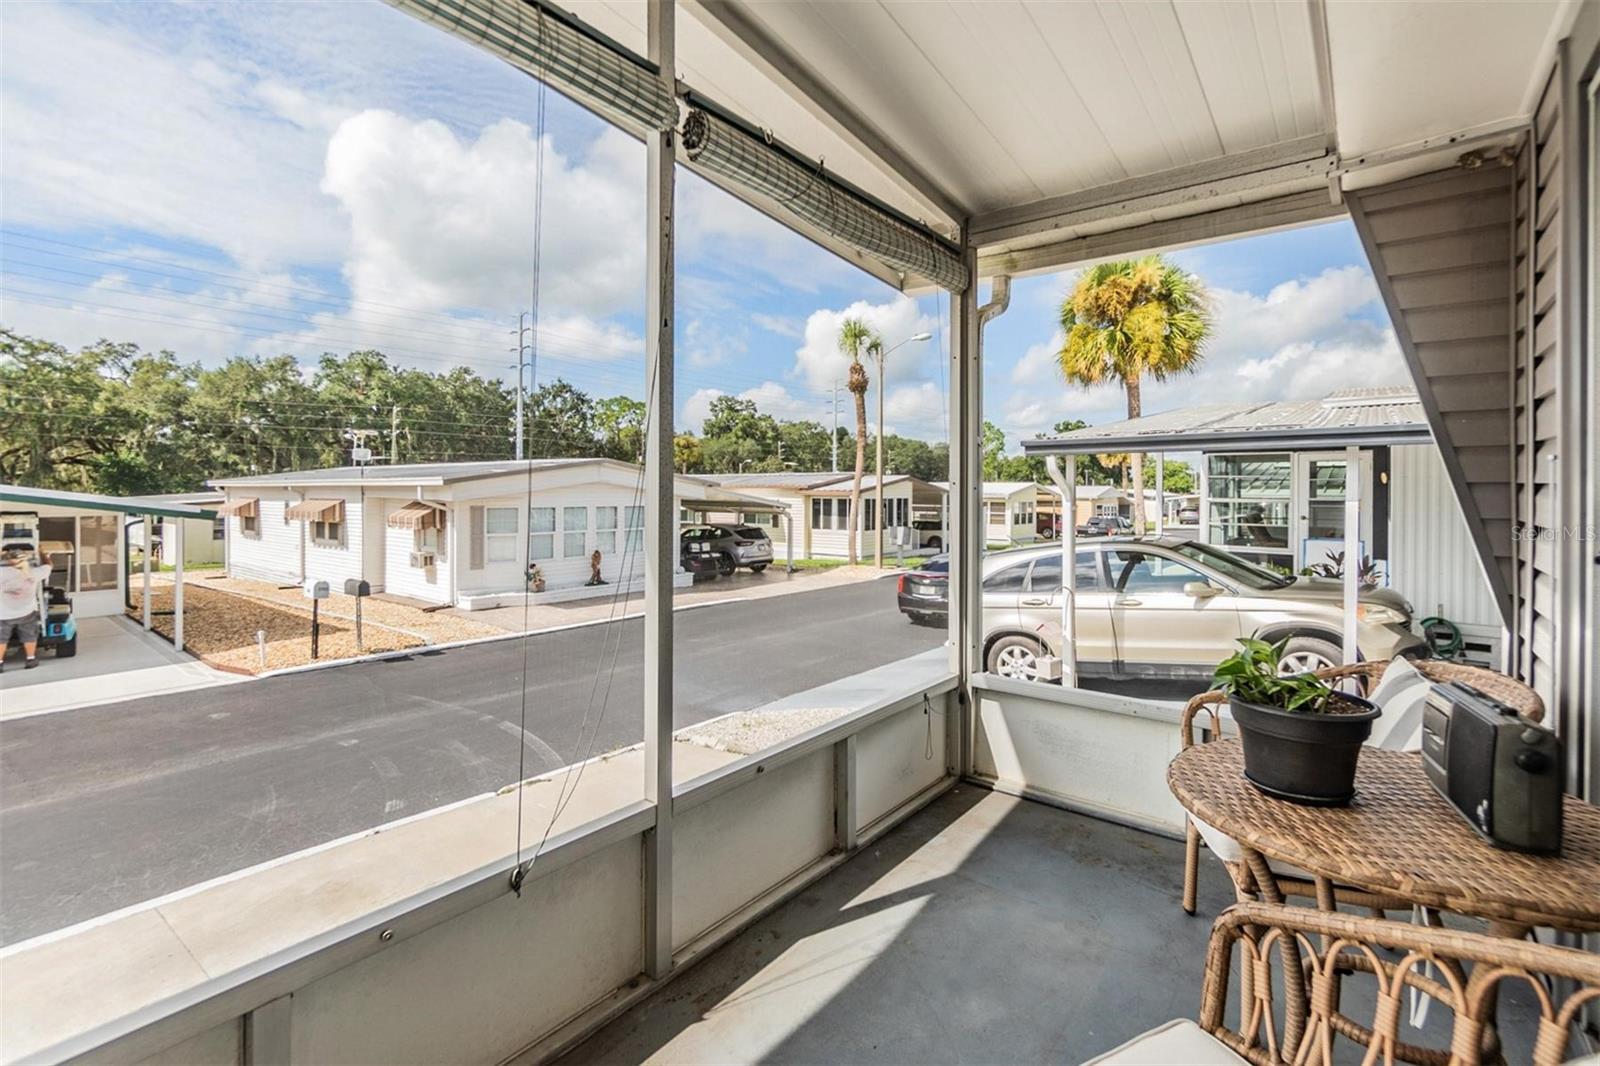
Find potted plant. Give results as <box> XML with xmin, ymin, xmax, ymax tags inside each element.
<box><xmin>527</xmin><ymin>563</ymin><xmax>545</xmax><ymax>594</ymax></box>
<box><xmin>1211</xmin><ymin>638</ymin><xmax>1379</xmax><ymax>806</ymax></box>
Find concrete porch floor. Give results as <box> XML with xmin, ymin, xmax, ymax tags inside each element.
<box><xmin>562</xmin><ymin>786</ymin><xmax>1237</xmax><ymax>1064</ymax></box>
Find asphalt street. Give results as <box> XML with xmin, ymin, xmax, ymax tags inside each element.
<box><xmin>0</xmin><ymin>578</ymin><xmax>944</xmax><ymax>946</ymax></box>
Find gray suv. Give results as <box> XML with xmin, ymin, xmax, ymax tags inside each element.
<box><xmin>680</xmin><ymin>524</ymin><xmax>773</xmax><ymax>575</ymax></box>
<box><xmin>977</xmin><ymin>536</ymin><xmax>1425</xmax><ymax>682</ymax></box>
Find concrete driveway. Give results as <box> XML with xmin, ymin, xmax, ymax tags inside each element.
<box><xmin>0</xmin><ymin>615</ymin><xmax>239</xmax><ymax>720</ymax></box>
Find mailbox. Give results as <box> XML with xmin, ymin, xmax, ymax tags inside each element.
<box><xmin>302</xmin><ymin>579</ymin><xmax>329</xmax><ymax>600</ymax></box>
<box><xmin>344</xmin><ymin>578</ymin><xmax>371</xmax><ymax>597</ymax></box>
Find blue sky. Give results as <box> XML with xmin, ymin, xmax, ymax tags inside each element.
<box><xmin>1</xmin><ymin>1</ymin><xmax>1408</xmax><ymax>458</ymax></box>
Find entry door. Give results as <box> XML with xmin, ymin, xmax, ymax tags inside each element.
<box><xmin>1020</xmin><ymin>549</ymin><xmax>1115</xmax><ymax>676</ymax></box>
<box><xmin>1293</xmin><ymin>452</ymin><xmax>1373</xmax><ymax>571</ymax></box>
<box><xmin>1106</xmin><ymin>548</ymin><xmax>1243</xmax><ymax>677</ymax></box>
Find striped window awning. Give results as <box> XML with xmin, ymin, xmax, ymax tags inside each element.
<box><xmin>387</xmin><ymin>501</ymin><xmax>444</xmax><ymax>531</ymax></box>
<box><xmin>285</xmin><ymin>499</ymin><xmax>345</xmax><ymax>522</ymax></box>
<box><xmin>215</xmin><ymin>498</ymin><xmax>259</xmax><ymax>518</ymax></box>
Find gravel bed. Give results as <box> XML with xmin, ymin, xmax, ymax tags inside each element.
<box><xmin>675</xmin><ymin>706</ymin><xmax>850</xmax><ymax>755</ymax></box>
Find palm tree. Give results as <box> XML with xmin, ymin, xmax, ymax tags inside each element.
<box><xmin>838</xmin><ymin>317</ymin><xmax>877</xmax><ymax>565</ymax></box>
<box><xmin>1058</xmin><ymin>256</ymin><xmax>1210</xmax><ymax>532</ymax></box>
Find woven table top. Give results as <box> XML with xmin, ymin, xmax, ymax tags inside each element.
<box><xmin>1169</xmin><ymin>740</ymin><xmax>1600</xmax><ymax>930</ymax></box>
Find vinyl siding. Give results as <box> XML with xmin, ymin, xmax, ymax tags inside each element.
<box><xmin>1348</xmin><ymin>164</ymin><xmax>1515</xmax><ymax>628</ymax></box>
<box><xmin>382</xmin><ymin>499</ymin><xmax>450</xmax><ymax>605</ymax></box>
<box><xmin>455</xmin><ymin>485</ymin><xmax>649</xmax><ymax>595</ymax></box>
<box><xmin>1387</xmin><ymin>445</ymin><xmax>1501</xmax><ymax>652</ymax></box>
<box><xmin>226</xmin><ymin>491</ymin><xmax>302</xmax><ymax>585</ymax></box>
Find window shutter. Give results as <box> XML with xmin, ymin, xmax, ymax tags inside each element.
<box><xmin>469</xmin><ymin>506</ymin><xmax>484</xmax><ymax>571</ymax></box>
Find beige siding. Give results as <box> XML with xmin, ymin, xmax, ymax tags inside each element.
<box><xmin>1348</xmin><ymin>164</ymin><xmax>1514</xmax><ymax>628</ymax></box>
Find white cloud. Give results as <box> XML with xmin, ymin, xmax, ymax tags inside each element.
<box><xmin>751</xmin><ymin>313</ymin><xmax>804</xmax><ymax>340</ymax></box>
<box><xmin>683</xmin><ymin>318</ymin><xmax>748</xmax><ymax>370</ymax></box>
<box><xmin>792</xmin><ymin>297</ymin><xmax>937</xmax><ymax>393</ymax></box>
<box><xmin>0</xmin><ymin>3</ymin><xmax>347</xmax><ymax>269</ymax></box>
<box><xmin>1011</xmin><ymin>330</ymin><xmax>1063</xmax><ymax>384</ymax></box>
<box><xmin>680</xmin><ymin>381</ymin><xmax>824</xmax><ymax>434</ymax></box>
<box><xmin>322</xmin><ymin>111</ymin><xmax>644</xmax><ymax>319</ymax></box>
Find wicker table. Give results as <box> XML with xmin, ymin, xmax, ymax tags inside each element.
<box><xmin>1168</xmin><ymin>740</ymin><xmax>1600</xmax><ymax>933</ymax></box>
<box><xmin>1170</xmin><ymin>741</ymin><xmax>1600</xmax><ymax>1064</ymax></box>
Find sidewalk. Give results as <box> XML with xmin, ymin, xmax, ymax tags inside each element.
<box><xmin>451</xmin><ymin>563</ymin><xmax>897</xmax><ymax>634</ymax></box>
<box><xmin>0</xmin><ymin>616</ymin><xmax>241</xmax><ymax>721</ymax></box>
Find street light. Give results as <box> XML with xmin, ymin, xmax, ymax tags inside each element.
<box><xmin>873</xmin><ymin>331</ymin><xmax>933</xmax><ymax>568</ymax></box>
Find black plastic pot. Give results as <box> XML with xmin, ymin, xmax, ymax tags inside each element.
<box><xmin>1229</xmin><ymin>693</ymin><xmax>1380</xmax><ymax>806</ymax></box>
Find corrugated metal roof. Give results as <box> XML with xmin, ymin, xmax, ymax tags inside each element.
<box><xmin>695</xmin><ymin>471</ymin><xmax>855</xmax><ymax>491</ymax></box>
<box><xmin>1023</xmin><ymin>388</ymin><xmax>1431</xmax><ymax>455</ymax></box>
<box><xmin>209</xmin><ymin>458</ymin><xmax>600</xmax><ymax>488</ymax></box>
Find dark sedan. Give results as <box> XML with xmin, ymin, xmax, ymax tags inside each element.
<box><xmin>896</xmin><ymin>554</ymin><xmax>948</xmax><ymax>625</ymax></box>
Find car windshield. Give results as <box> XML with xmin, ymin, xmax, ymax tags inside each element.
<box><xmin>1168</xmin><ymin>541</ymin><xmax>1293</xmax><ymax>589</ymax></box>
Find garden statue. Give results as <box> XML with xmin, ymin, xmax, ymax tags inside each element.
<box><xmin>527</xmin><ymin>563</ymin><xmax>545</xmax><ymax>593</ymax></box>
<box><xmin>587</xmin><ymin>549</ymin><xmax>607</xmax><ymax>586</ymax></box>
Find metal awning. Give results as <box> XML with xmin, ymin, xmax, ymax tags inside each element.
<box><xmin>1023</xmin><ymin>392</ymin><xmax>1434</xmax><ymax>456</ymax></box>
<box><xmin>285</xmin><ymin>499</ymin><xmax>345</xmax><ymax>522</ymax></box>
<box><xmin>684</xmin><ymin>489</ymin><xmax>790</xmax><ymax>516</ymax></box>
<box><xmin>0</xmin><ymin>483</ymin><xmax>218</xmax><ymax>521</ymax></box>
<box><xmin>387</xmin><ymin>501</ymin><xmax>444</xmax><ymax>530</ymax></box>
<box><xmin>215</xmin><ymin>498</ymin><xmax>258</xmax><ymax>519</ymax></box>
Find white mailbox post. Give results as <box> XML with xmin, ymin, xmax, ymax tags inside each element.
<box><xmin>302</xmin><ymin>579</ymin><xmax>329</xmax><ymax>659</ymax></box>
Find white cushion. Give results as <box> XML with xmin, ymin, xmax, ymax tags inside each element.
<box><xmin>1082</xmin><ymin>1019</ymin><xmax>1247</xmax><ymax>1065</ymax></box>
<box><xmin>1365</xmin><ymin>657</ymin><xmax>1428</xmax><ymax>751</ymax></box>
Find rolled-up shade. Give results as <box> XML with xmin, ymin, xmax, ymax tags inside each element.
<box><xmin>681</xmin><ymin>107</ymin><xmax>968</xmax><ymax>292</ymax></box>
<box><xmin>384</xmin><ymin>0</ymin><xmax>677</xmax><ymax>135</ymax></box>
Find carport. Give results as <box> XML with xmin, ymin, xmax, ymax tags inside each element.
<box><xmin>1021</xmin><ymin>409</ymin><xmax>1434</xmax><ymax>685</ymax></box>
<box><xmin>681</xmin><ymin>488</ymin><xmax>797</xmax><ymax>573</ymax></box>
<box><xmin>0</xmin><ymin>484</ymin><xmax>218</xmax><ymax>654</ymax></box>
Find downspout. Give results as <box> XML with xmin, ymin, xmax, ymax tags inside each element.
<box><xmin>976</xmin><ymin>274</ymin><xmax>1011</xmax><ymax>553</ymax></box>
<box><xmin>1045</xmin><ymin>456</ymin><xmax>1077</xmax><ymax>687</ymax></box>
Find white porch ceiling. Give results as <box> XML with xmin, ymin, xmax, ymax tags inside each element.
<box><xmin>563</xmin><ymin>0</ymin><xmax>1575</xmax><ymax>281</ymax></box>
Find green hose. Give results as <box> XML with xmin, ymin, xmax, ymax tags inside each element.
<box><xmin>1419</xmin><ymin>615</ymin><xmax>1463</xmax><ymax>659</ymax></box>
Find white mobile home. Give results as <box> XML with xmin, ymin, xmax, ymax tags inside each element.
<box><xmin>701</xmin><ymin>471</ymin><xmax>946</xmax><ymax>560</ymax></box>
<box><xmin>211</xmin><ymin>460</ymin><xmax>780</xmax><ymax>609</ymax></box>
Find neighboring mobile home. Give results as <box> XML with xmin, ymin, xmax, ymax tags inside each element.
<box><xmin>1035</xmin><ymin>388</ymin><xmax>1504</xmax><ymax>661</ymax></box>
<box><xmin>699</xmin><ymin>471</ymin><xmax>947</xmax><ymax>559</ymax></box>
<box><xmin>210</xmin><ymin>460</ymin><xmax>781</xmax><ymax>609</ymax></box>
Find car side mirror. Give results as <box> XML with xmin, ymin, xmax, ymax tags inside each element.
<box><xmin>1184</xmin><ymin>581</ymin><xmax>1220</xmax><ymax>599</ymax></box>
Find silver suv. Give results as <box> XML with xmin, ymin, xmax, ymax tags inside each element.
<box><xmin>980</xmin><ymin>535</ymin><xmax>1424</xmax><ymax>682</ymax></box>
<box><xmin>680</xmin><ymin>524</ymin><xmax>773</xmax><ymax>575</ymax></box>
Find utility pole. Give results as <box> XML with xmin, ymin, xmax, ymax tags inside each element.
<box><xmin>872</xmin><ymin>332</ymin><xmax>932</xmax><ymax>567</ymax></box>
<box><xmin>511</xmin><ymin>312</ymin><xmax>533</xmax><ymax>460</ymax></box>
<box><xmin>832</xmin><ymin>380</ymin><xmax>841</xmax><ymax>473</ymax></box>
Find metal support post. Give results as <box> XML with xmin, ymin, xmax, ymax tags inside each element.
<box><xmin>948</xmin><ymin>247</ymin><xmax>982</xmax><ymax>776</ymax></box>
<box><xmin>785</xmin><ymin>513</ymin><xmax>794</xmax><ymax>573</ymax></box>
<box><xmin>141</xmin><ymin>515</ymin><xmax>152</xmax><ymax>630</ymax></box>
<box><xmin>173</xmin><ymin>520</ymin><xmax>185</xmax><ymax>653</ymax></box>
<box><xmin>1342</xmin><ymin>444</ymin><xmax>1361</xmax><ymax>665</ymax></box>
<box><xmin>244</xmin><ymin>994</ymin><xmax>293</xmax><ymax>1066</ymax></box>
<box><xmin>641</xmin><ymin>0</ymin><xmax>676</xmax><ymax>983</ymax></box>
<box><xmin>874</xmin><ymin>348</ymin><xmax>886</xmax><ymax>567</ymax></box>
<box><xmin>1154</xmin><ymin>451</ymin><xmax>1165</xmax><ymax>535</ymax></box>
<box><xmin>833</xmin><ymin>734</ymin><xmax>857</xmax><ymax>852</ymax></box>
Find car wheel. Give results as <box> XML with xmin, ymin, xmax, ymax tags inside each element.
<box><xmin>716</xmin><ymin>553</ymin><xmax>736</xmax><ymax>576</ymax></box>
<box><xmin>1040</xmin><ymin>527</ymin><xmax>1054</xmax><ymax>539</ymax></box>
<box><xmin>926</xmin><ymin>536</ymin><xmax>942</xmax><ymax>551</ymax></box>
<box><xmin>55</xmin><ymin>634</ymin><xmax>77</xmax><ymax>658</ymax></box>
<box><xmin>1277</xmin><ymin>636</ymin><xmax>1341</xmax><ymax>677</ymax></box>
<box><xmin>749</xmin><ymin>563</ymin><xmax>767</xmax><ymax>573</ymax></box>
<box><xmin>987</xmin><ymin>635</ymin><xmax>1043</xmax><ymax>680</ymax></box>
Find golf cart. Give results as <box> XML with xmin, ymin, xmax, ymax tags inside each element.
<box><xmin>1</xmin><ymin>511</ymin><xmax>77</xmax><ymax>659</ymax></box>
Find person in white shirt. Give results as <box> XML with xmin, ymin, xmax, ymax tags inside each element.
<box><xmin>1</xmin><ymin>548</ymin><xmax>54</xmax><ymax>671</ymax></box>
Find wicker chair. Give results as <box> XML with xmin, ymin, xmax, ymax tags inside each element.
<box><xmin>1180</xmin><ymin>658</ymin><xmax>1545</xmax><ymax>917</ymax></box>
<box><xmin>1088</xmin><ymin>901</ymin><xmax>1600</xmax><ymax>1065</ymax></box>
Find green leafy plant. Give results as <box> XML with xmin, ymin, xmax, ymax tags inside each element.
<box><xmin>1211</xmin><ymin>638</ymin><xmax>1335</xmax><ymax>713</ymax></box>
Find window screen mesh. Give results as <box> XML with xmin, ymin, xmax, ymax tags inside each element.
<box><xmin>385</xmin><ymin>0</ymin><xmax>678</xmax><ymax>135</ymax></box>
<box><xmin>681</xmin><ymin>107</ymin><xmax>969</xmax><ymax>292</ymax></box>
